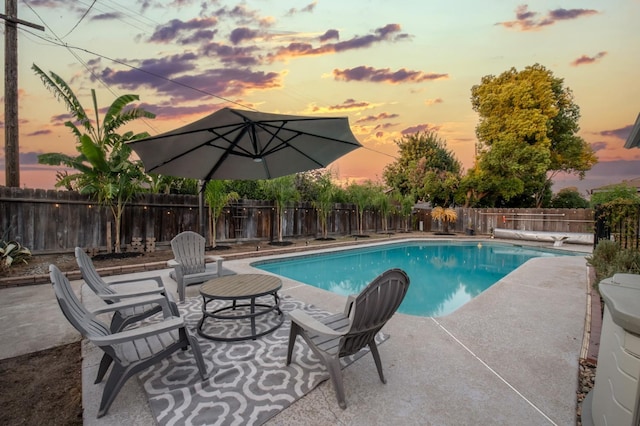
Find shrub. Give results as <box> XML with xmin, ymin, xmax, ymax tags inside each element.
<box><xmin>0</xmin><ymin>240</ymin><xmax>32</xmax><ymax>273</ymax></box>
<box><xmin>587</xmin><ymin>239</ymin><xmax>640</xmax><ymax>287</ymax></box>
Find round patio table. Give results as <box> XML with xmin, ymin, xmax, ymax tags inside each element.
<box><xmin>197</xmin><ymin>274</ymin><xmax>284</xmax><ymax>341</ymax></box>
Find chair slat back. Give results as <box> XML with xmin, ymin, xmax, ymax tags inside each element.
<box><xmin>340</xmin><ymin>268</ymin><xmax>410</xmax><ymax>356</ymax></box>
<box><xmin>171</xmin><ymin>231</ymin><xmax>206</xmax><ymax>275</ymax></box>
<box><xmin>75</xmin><ymin>247</ymin><xmax>116</xmax><ymax>297</ymax></box>
<box><xmin>49</xmin><ymin>264</ymin><xmax>111</xmax><ymax>339</ymax></box>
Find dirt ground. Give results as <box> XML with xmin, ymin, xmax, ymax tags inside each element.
<box><xmin>0</xmin><ymin>235</ymin><xmax>596</xmax><ymax>424</ymax></box>
<box><xmin>0</xmin><ymin>342</ymin><xmax>82</xmax><ymax>425</ymax></box>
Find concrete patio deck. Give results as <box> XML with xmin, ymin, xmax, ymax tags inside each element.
<box><xmin>0</xmin><ymin>238</ymin><xmax>592</xmax><ymax>425</ymax></box>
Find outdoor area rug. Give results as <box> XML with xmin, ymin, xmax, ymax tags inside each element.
<box><xmin>138</xmin><ymin>293</ymin><xmax>389</xmax><ymax>426</ymax></box>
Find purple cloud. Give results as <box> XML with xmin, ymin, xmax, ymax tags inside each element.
<box><xmin>149</xmin><ymin>17</ymin><xmax>218</xmax><ymax>44</ymax></box>
<box><xmin>320</xmin><ymin>29</ymin><xmax>339</xmax><ymax>43</ymax></box>
<box><xmin>20</xmin><ymin>151</ymin><xmax>44</xmax><ymax>165</ymax></box>
<box><xmin>230</xmin><ymin>27</ymin><xmax>260</xmax><ymax>44</ymax></box>
<box><xmin>286</xmin><ymin>2</ymin><xmax>317</xmax><ymax>16</ymax></box>
<box><xmin>498</xmin><ymin>5</ymin><xmax>598</xmax><ymax>31</ymax></box>
<box><xmin>91</xmin><ymin>12</ymin><xmax>121</xmax><ymax>21</ymax></box>
<box><xmin>601</xmin><ymin>124</ymin><xmax>634</xmax><ymax>140</ymax></box>
<box><xmin>356</xmin><ymin>112</ymin><xmax>400</xmax><ymax>123</ymax></box>
<box><xmin>200</xmin><ymin>42</ymin><xmax>262</xmax><ymax>66</ymax></box>
<box><xmin>27</xmin><ymin>129</ymin><xmax>52</xmax><ymax>137</ymax></box>
<box><xmin>333</xmin><ymin>66</ymin><xmax>448</xmax><ymax>84</ymax></box>
<box><xmin>571</xmin><ymin>51</ymin><xmax>607</xmax><ymax>67</ymax></box>
<box><xmin>97</xmin><ymin>53</ymin><xmax>199</xmax><ymax>89</ymax></box>
<box><xmin>401</xmin><ymin>124</ymin><xmax>440</xmax><ymax>135</ymax></box>
<box><xmin>268</xmin><ymin>24</ymin><xmax>408</xmax><ymax>61</ymax></box>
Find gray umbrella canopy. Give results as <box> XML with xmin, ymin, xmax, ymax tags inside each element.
<box><xmin>128</xmin><ymin>107</ymin><xmax>362</xmax><ymax>180</ymax></box>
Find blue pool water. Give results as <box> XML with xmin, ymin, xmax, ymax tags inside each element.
<box><xmin>253</xmin><ymin>241</ymin><xmax>576</xmax><ymax>317</ymax></box>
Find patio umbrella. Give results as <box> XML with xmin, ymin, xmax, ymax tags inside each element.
<box><xmin>128</xmin><ymin>107</ymin><xmax>362</xmax><ymax>235</ymax></box>
<box><xmin>128</xmin><ymin>107</ymin><xmax>362</xmax><ymax>181</ymax></box>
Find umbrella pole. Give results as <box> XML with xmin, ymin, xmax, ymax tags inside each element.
<box><xmin>198</xmin><ymin>180</ymin><xmax>206</xmax><ymax>241</ymax></box>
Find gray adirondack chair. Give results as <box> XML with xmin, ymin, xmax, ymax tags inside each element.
<box><xmin>286</xmin><ymin>268</ymin><xmax>410</xmax><ymax>409</ymax></box>
<box><xmin>168</xmin><ymin>231</ymin><xmax>225</xmax><ymax>301</ymax></box>
<box><xmin>75</xmin><ymin>247</ymin><xmax>179</xmax><ymax>332</ymax></box>
<box><xmin>49</xmin><ymin>264</ymin><xmax>208</xmax><ymax>418</ymax></box>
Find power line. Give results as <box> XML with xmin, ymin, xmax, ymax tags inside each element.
<box><xmin>60</xmin><ymin>0</ymin><xmax>96</xmax><ymax>39</ymax></box>
<box><xmin>22</xmin><ymin>1</ymin><xmax>160</xmax><ymax>134</ymax></box>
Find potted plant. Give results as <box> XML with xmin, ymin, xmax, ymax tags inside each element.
<box><xmin>431</xmin><ymin>206</ymin><xmax>457</xmax><ymax>235</ymax></box>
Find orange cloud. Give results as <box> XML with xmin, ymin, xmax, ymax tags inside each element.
<box><xmin>425</xmin><ymin>98</ymin><xmax>444</xmax><ymax>106</ymax></box>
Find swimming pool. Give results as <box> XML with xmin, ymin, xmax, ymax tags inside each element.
<box><xmin>252</xmin><ymin>241</ymin><xmax>577</xmax><ymax>317</ymax></box>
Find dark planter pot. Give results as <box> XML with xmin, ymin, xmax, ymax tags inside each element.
<box><xmin>465</xmin><ymin>228</ymin><xmax>475</xmax><ymax>236</ymax></box>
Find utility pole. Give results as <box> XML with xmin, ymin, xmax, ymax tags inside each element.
<box><xmin>1</xmin><ymin>0</ymin><xmax>44</xmax><ymax>187</ymax></box>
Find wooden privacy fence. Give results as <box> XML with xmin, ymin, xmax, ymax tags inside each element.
<box><xmin>1</xmin><ymin>187</ymin><xmax>594</xmax><ymax>253</ymax></box>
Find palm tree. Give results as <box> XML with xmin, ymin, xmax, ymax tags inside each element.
<box><xmin>204</xmin><ymin>180</ymin><xmax>239</xmax><ymax>247</ymax></box>
<box><xmin>33</xmin><ymin>64</ymin><xmax>155</xmax><ymax>253</ymax></box>
<box><xmin>431</xmin><ymin>206</ymin><xmax>457</xmax><ymax>234</ymax></box>
<box><xmin>311</xmin><ymin>172</ymin><xmax>336</xmax><ymax>240</ymax></box>
<box><xmin>261</xmin><ymin>175</ymin><xmax>300</xmax><ymax>243</ymax></box>
<box><xmin>346</xmin><ymin>181</ymin><xmax>380</xmax><ymax>236</ymax></box>
<box><xmin>374</xmin><ymin>190</ymin><xmax>392</xmax><ymax>234</ymax></box>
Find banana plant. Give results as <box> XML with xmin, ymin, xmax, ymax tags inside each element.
<box><xmin>33</xmin><ymin>64</ymin><xmax>156</xmax><ymax>253</ymax></box>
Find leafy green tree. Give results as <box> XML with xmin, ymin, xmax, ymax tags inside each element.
<box><xmin>383</xmin><ymin>131</ymin><xmax>461</xmax><ymax>200</ymax></box>
<box><xmin>261</xmin><ymin>175</ymin><xmax>300</xmax><ymax>242</ymax></box>
<box><xmin>419</xmin><ymin>168</ymin><xmax>460</xmax><ymax>207</ymax></box>
<box><xmin>226</xmin><ymin>180</ymin><xmax>266</xmax><ymax>200</ymax></box>
<box><xmin>470</xmin><ymin>63</ymin><xmax>597</xmax><ymax>207</ymax></box>
<box><xmin>590</xmin><ymin>184</ymin><xmax>640</xmax><ymax>206</ymax></box>
<box><xmin>33</xmin><ymin>64</ymin><xmax>155</xmax><ymax>253</ymax></box>
<box><xmin>204</xmin><ymin>180</ymin><xmax>239</xmax><ymax>247</ymax></box>
<box><xmin>294</xmin><ymin>169</ymin><xmax>326</xmax><ymax>202</ymax></box>
<box><xmin>550</xmin><ymin>188</ymin><xmax>589</xmax><ymax>208</ymax></box>
<box><xmin>458</xmin><ymin>167</ymin><xmax>497</xmax><ymax>207</ymax></box>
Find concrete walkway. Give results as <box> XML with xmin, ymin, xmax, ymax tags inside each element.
<box><xmin>0</xmin><ymin>239</ymin><xmax>591</xmax><ymax>425</ymax></box>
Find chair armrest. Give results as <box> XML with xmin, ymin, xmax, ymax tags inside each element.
<box><xmin>288</xmin><ymin>309</ymin><xmax>345</xmax><ymax>337</ymax></box>
<box><xmin>99</xmin><ymin>287</ymin><xmax>166</xmax><ymax>302</ymax></box>
<box><xmin>204</xmin><ymin>255</ymin><xmax>223</xmax><ymax>263</ymax></box>
<box><xmin>167</xmin><ymin>259</ymin><xmax>180</xmax><ymax>268</ymax></box>
<box><xmin>92</xmin><ymin>317</ymin><xmax>184</xmax><ymax>345</ymax></box>
<box><xmin>343</xmin><ymin>295</ymin><xmax>357</xmax><ymax>317</ymax></box>
<box><xmin>109</xmin><ymin>276</ymin><xmax>164</xmax><ymax>288</ymax></box>
<box><xmin>91</xmin><ymin>294</ymin><xmax>172</xmax><ymax>318</ymax></box>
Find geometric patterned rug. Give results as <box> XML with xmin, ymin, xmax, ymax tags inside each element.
<box><xmin>138</xmin><ymin>294</ymin><xmax>389</xmax><ymax>426</ymax></box>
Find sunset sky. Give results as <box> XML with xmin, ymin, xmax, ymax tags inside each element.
<box><xmin>2</xmin><ymin>0</ymin><xmax>639</xmax><ymax>196</ymax></box>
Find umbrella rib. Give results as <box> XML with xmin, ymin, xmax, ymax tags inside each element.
<box><xmin>203</xmin><ymin>125</ymin><xmax>252</xmax><ymax>182</ymax></box>
<box><xmin>253</xmin><ymin>122</ymin><xmax>326</xmax><ymax>168</ymax></box>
